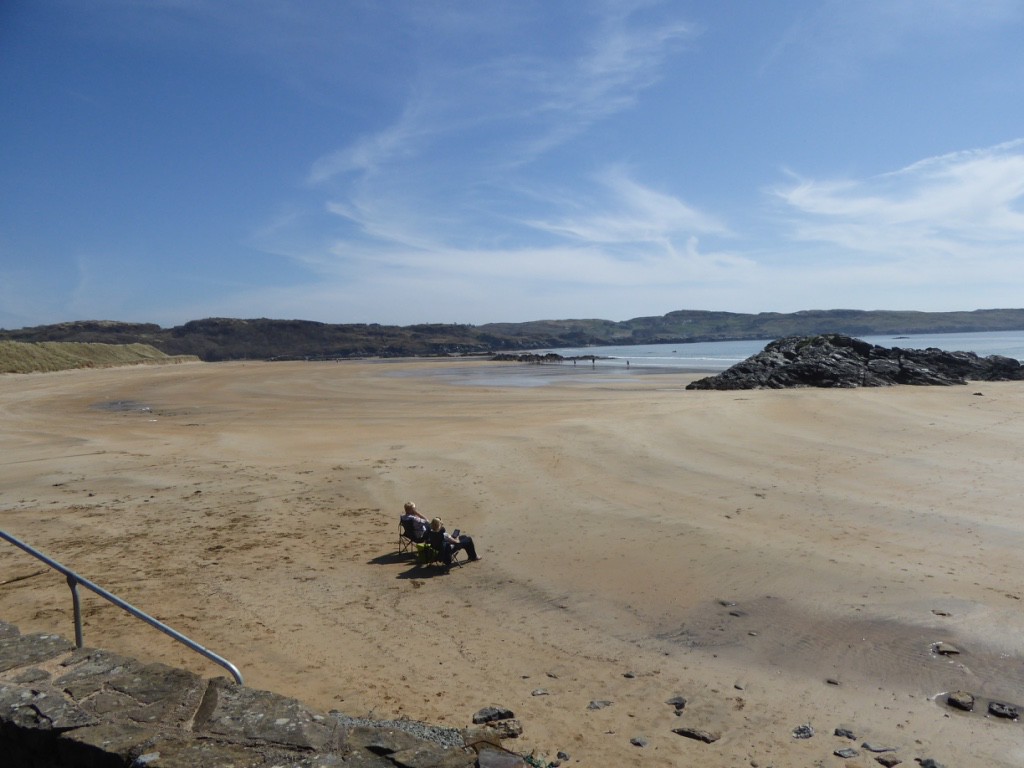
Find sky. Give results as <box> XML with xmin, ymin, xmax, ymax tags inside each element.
<box><xmin>2</xmin><ymin>0</ymin><xmax>1024</xmax><ymax>329</ymax></box>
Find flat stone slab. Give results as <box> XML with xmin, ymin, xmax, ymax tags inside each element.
<box><xmin>477</xmin><ymin>750</ymin><xmax>529</xmax><ymax>768</ymax></box>
<box><xmin>57</xmin><ymin>648</ymin><xmax>206</xmax><ymax>726</ymax></box>
<box><xmin>0</xmin><ymin>632</ymin><xmax>74</xmax><ymax>672</ymax></box>
<box><xmin>60</xmin><ymin>720</ymin><xmax>160</xmax><ymax>761</ymax></box>
<box><xmin>194</xmin><ymin>676</ymin><xmax>341</xmax><ymax>751</ymax></box>
<box><xmin>389</xmin><ymin>744</ymin><xmax>477</xmax><ymax>768</ymax></box>
<box><xmin>0</xmin><ymin>681</ymin><xmax>98</xmax><ymax>730</ymax></box>
<box><xmin>129</xmin><ymin>736</ymin><xmax>284</xmax><ymax>768</ymax></box>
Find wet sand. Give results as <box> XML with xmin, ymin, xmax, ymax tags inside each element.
<box><xmin>2</xmin><ymin>360</ymin><xmax>1023</xmax><ymax>766</ymax></box>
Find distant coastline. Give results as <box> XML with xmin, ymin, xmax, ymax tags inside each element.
<box><xmin>3</xmin><ymin>309</ymin><xmax>1024</xmax><ymax>363</ymax></box>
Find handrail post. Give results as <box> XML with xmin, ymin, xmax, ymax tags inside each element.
<box><xmin>66</xmin><ymin>573</ymin><xmax>84</xmax><ymax>648</ymax></box>
<box><xmin>2</xmin><ymin>529</ymin><xmax>243</xmax><ymax>684</ymax></box>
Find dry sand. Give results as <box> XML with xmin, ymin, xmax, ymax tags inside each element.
<box><xmin>2</xmin><ymin>359</ymin><xmax>1023</xmax><ymax>766</ymax></box>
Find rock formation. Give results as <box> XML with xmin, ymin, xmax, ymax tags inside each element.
<box><xmin>686</xmin><ymin>334</ymin><xmax>1024</xmax><ymax>390</ymax></box>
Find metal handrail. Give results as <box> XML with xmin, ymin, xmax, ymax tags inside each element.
<box><xmin>0</xmin><ymin>529</ymin><xmax>243</xmax><ymax>685</ymax></box>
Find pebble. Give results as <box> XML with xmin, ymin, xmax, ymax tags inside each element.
<box><xmin>987</xmin><ymin>701</ymin><xmax>1019</xmax><ymax>719</ymax></box>
<box><xmin>862</xmin><ymin>742</ymin><xmax>897</xmax><ymax>753</ymax></box>
<box><xmin>665</xmin><ymin>695</ymin><xmax>687</xmax><ymax>711</ymax></box>
<box><xmin>792</xmin><ymin>724</ymin><xmax>814</xmax><ymax>739</ymax></box>
<box><xmin>945</xmin><ymin>691</ymin><xmax>974</xmax><ymax>711</ymax></box>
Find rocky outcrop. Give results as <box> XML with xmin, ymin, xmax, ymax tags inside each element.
<box><xmin>686</xmin><ymin>334</ymin><xmax>1024</xmax><ymax>390</ymax></box>
<box><xmin>0</xmin><ymin>620</ymin><xmax>497</xmax><ymax>767</ymax></box>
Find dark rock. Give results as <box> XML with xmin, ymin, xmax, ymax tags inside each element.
<box><xmin>916</xmin><ymin>759</ymin><xmax>946</xmax><ymax>768</ymax></box>
<box><xmin>931</xmin><ymin>642</ymin><xmax>960</xmax><ymax>655</ymax></box>
<box><xmin>686</xmin><ymin>334</ymin><xmax>1024</xmax><ymax>390</ymax></box>
<box><xmin>586</xmin><ymin>700</ymin><xmax>612</xmax><ymax>710</ymax></box>
<box><xmin>665</xmin><ymin>695</ymin><xmax>687</xmax><ymax>711</ymax></box>
<box><xmin>482</xmin><ymin>719</ymin><xmax>523</xmax><ymax>739</ymax></box>
<box><xmin>472</xmin><ymin>706</ymin><xmax>515</xmax><ymax>724</ymax></box>
<box><xmin>671</xmin><ymin>725</ymin><xmax>720</xmax><ymax>743</ymax></box>
<box><xmin>945</xmin><ymin>690</ymin><xmax>974</xmax><ymax>711</ymax></box>
<box><xmin>834</xmin><ymin>727</ymin><xmax>857</xmax><ymax>739</ymax></box>
<box><xmin>835</xmin><ymin>747</ymin><xmax>859</xmax><ymax>758</ymax></box>
<box><xmin>630</xmin><ymin>736</ymin><xmax>649</xmax><ymax>747</ymax></box>
<box><xmin>876</xmin><ymin>755</ymin><xmax>902</xmax><ymax>767</ymax></box>
<box><xmin>792</xmin><ymin>723</ymin><xmax>814</xmax><ymax>739</ymax></box>
<box><xmin>987</xmin><ymin>701</ymin><xmax>1019</xmax><ymax>719</ymax></box>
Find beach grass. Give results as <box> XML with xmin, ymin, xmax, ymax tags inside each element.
<box><xmin>0</xmin><ymin>340</ymin><xmax>198</xmax><ymax>373</ymax></box>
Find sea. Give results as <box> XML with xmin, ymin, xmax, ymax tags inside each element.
<box><xmin>393</xmin><ymin>330</ymin><xmax>1024</xmax><ymax>387</ymax></box>
<box><xmin>534</xmin><ymin>330</ymin><xmax>1024</xmax><ymax>373</ymax></box>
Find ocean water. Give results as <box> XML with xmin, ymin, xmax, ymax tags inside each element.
<box><xmin>397</xmin><ymin>330</ymin><xmax>1024</xmax><ymax>388</ymax></box>
<box><xmin>537</xmin><ymin>330</ymin><xmax>1024</xmax><ymax>372</ymax></box>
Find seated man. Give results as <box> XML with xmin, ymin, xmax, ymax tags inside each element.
<box><xmin>400</xmin><ymin>501</ymin><xmax>430</xmax><ymax>542</ymax></box>
<box><xmin>428</xmin><ymin>517</ymin><xmax>480</xmax><ymax>566</ymax></box>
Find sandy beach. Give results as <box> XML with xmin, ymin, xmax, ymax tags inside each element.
<box><xmin>2</xmin><ymin>359</ymin><xmax>1023</xmax><ymax>766</ymax></box>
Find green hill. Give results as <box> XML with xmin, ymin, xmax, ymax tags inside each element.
<box><xmin>0</xmin><ymin>341</ymin><xmax>199</xmax><ymax>374</ymax></box>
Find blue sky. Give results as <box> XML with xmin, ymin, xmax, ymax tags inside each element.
<box><xmin>2</xmin><ymin>0</ymin><xmax>1023</xmax><ymax>329</ymax></box>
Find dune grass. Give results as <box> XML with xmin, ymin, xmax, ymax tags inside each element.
<box><xmin>0</xmin><ymin>341</ymin><xmax>199</xmax><ymax>374</ymax></box>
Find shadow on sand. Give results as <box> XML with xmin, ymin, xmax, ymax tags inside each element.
<box><xmin>367</xmin><ymin>551</ymin><xmax>450</xmax><ymax>579</ymax></box>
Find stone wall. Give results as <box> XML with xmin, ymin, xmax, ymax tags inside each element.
<box><xmin>0</xmin><ymin>620</ymin><xmax>522</xmax><ymax>767</ymax></box>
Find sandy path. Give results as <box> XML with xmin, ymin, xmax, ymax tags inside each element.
<box><xmin>2</xmin><ymin>360</ymin><xmax>1023</xmax><ymax>766</ymax></box>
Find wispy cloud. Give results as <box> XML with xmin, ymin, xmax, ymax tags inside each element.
<box><xmin>307</xmin><ymin>3</ymin><xmax>693</xmax><ymax>184</ymax></box>
<box><xmin>287</xmin><ymin>2</ymin><xmax>712</xmax><ymax>312</ymax></box>
<box><xmin>774</xmin><ymin>139</ymin><xmax>1024</xmax><ymax>263</ymax></box>
<box><xmin>529</xmin><ymin>166</ymin><xmax>729</xmax><ymax>244</ymax></box>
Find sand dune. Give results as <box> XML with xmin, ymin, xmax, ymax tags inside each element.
<box><xmin>2</xmin><ymin>360</ymin><xmax>1023</xmax><ymax>766</ymax></box>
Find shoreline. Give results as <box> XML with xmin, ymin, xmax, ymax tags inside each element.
<box><xmin>2</xmin><ymin>361</ymin><xmax>1023</xmax><ymax>766</ymax></box>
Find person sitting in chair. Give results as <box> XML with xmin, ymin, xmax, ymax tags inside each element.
<box><xmin>400</xmin><ymin>501</ymin><xmax>430</xmax><ymax>542</ymax></box>
<box><xmin>428</xmin><ymin>517</ymin><xmax>480</xmax><ymax>566</ymax></box>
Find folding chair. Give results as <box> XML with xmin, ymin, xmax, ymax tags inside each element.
<box><xmin>398</xmin><ymin>518</ymin><xmax>426</xmax><ymax>555</ymax></box>
<box><xmin>418</xmin><ymin>532</ymin><xmax>463</xmax><ymax>569</ymax></box>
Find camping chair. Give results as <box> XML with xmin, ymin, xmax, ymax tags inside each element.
<box><xmin>417</xmin><ymin>533</ymin><xmax>464</xmax><ymax>569</ymax></box>
<box><xmin>398</xmin><ymin>518</ymin><xmax>426</xmax><ymax>555</ymax></box>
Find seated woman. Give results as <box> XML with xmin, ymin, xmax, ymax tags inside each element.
<box><xmin>428</xmin><ymin>517</ymin><xmax>481</xmax><ymax>566</ymax></box>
